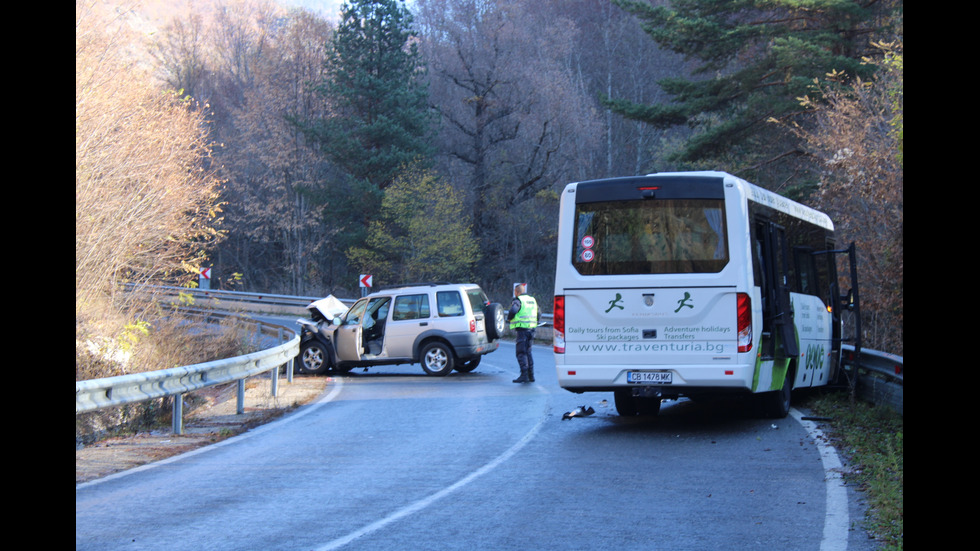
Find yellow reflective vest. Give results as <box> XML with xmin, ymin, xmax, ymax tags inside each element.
<box><xmin>510</xmin><ymin>295</ymin><xmax>538</xmax><ymax>330</ymax></box>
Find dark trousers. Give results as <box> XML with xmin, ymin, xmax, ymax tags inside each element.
<box><xmin>515</xmin><ymin>328</ymin><xmax>535</xmax><ymax>372</ymax></box>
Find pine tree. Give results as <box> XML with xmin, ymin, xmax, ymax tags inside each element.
<box><xmin>608</xmin><ymin>0</ymin><xmax>901</xmax><ymax>187</ymax></box>
<box><xmin>311</xmin><ymin>0</ymin><xmax>435</xmax><ymax>190</ymax></box>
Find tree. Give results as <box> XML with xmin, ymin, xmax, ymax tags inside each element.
<box><xmin>76</xmin><ymin>1</ymin><xmax>223</xmax><ymax>318</ymax></box>
<box><xmin>307</xmin><ymin>0</ymin><xmax>435</xmax><ymax>191</ymax></box>
<box><xmin>211</xmin><ymin>8</ymin><xmax>341</xmax><ymax>295</ymax></box>
<box><xmin>414</xmin><ymin>0</ymin><xmax>601</xmax><ymax>291</ymax></box>
<box><xmin>148</xmin><ymin>12</ymin><xmax>210</xmax><ymax>103</ymax></box>
<box><xmin>785</xmin><ymin>38</ymin><xmax>903</xmax><ymax>354</ymax></box>
<box><xmin>551</xmin><ymin>0</ymin><xmax>690</xmax><ymax>178</ymax></box>
<box><xmin>77</xmin><ymin>1</ymin><xmax>225</xmax><ymax>380</ymax></box>
<box><xmin>607</xmin><ymin>0</ymin><xmax>902</xmax><ymax>189</ymax></box>
<box><xmin>347</xmin><ymin>165</ymin><xmax>480</xmax><ymax>283</ymax></box>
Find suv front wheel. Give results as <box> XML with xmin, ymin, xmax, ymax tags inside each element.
<box><xmin>298</xmin><ymin>340</ymin><xmax>331</xmax><ymax>375</ymax></box>
<box><xmin>420</xmin><ymin>341</ymin><xmax>455</xmax><ymax>376</ymax></box>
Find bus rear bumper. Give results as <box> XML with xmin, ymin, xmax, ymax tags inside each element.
<box><xmin>555</xmin><ymin>364</ymin><xmax>755</xmax><ymax>396</ymax></box>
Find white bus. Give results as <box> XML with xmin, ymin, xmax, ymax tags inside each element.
<box><xmin>552</xmin><ymin>171</ymin><xmax>858</xmax><ymax>418</ymax></box>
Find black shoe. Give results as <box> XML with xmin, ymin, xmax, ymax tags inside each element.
<box><xmin>527</xmin><ymin>369</ymin><xmax>535</xmax><ymax>382</ymax></box>
<box><xmin>512</xmin><ymin>373</ymin><xmax>530</xmax><ymax>383</ymax></box>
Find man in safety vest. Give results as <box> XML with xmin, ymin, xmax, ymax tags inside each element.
<box><xmin>508</xmin><ymin>283</ymin><xmax>539</xmax><ymax>383</ymax></box>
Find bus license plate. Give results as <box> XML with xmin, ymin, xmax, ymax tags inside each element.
<box><xmin>627</xmin><ymin>371</ymin><xmax>672</xmax><ymax>384</ymax></box>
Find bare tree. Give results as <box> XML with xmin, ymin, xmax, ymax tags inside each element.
<box><xmin>414</xmin><ymin>0</ymin><xmax>601</xmax><ymax>288</ymax></box>
<box><xmin>76</xmin><ymin>1</ymin><xmax>223</xmax><ymax>319</ymax></box>
<box><xmin>217</xmin><ymin>8</ymin><xmax>340</xmax><ymax>295</ymax></box>
<box><xmin>148</xmin><ymin>12</ymin><xmax>210</xmax><ymax>102</ymax></box>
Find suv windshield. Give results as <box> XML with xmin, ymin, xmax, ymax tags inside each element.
<box><xmin>342</xmin><ymin>298</ymin><xmax>369</xmax><ymax>325</ymax></box>
<box><xmin>573</xmin><ymin>198</ymin><xmax>728</xmax><ymax>275</ymax></box>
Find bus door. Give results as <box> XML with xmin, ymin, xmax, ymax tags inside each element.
<box><xmin>816</xmin><ymin>241</ymin><xmax>862</xmax><ymax>385</ymax></box>
<box><xmin>754</xmin><ymin>219</ymin><xmax>798</xmax><ymax>360</ymax></box>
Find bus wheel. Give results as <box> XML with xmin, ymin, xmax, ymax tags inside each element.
<box><xmin>614</xmin><ymin>390</ymin><xmax>661</xmax><ymax>417</ymax></box>
<box><xmin>759</xmin><ymin>378</ymin><xmax>792</xmax><ymax>418</ymax></box>
<box><xmin>614</xmin><ymin>390</ymin><xmax>636</xmax><ymax>416</ymax></box>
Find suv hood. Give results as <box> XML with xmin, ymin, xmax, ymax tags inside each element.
<box><xmin>307</xmin><ymin>295</ymin><xmax>349</xmax><ymax>322</ymax></box>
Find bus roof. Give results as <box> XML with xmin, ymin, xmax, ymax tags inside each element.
<box><xmin>645</xmin><ymin>171</ymin><xmax>835</xmax><ymax>231</ymax></box>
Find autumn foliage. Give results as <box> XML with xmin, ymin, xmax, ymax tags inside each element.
<box><xmin>76</xmin><ymin>2</ymin><xmax>224</xmax><ymax>376</ymax></box>
<box><xmin>789</xmin><ymin>42</ymin><xmax>904</xmax><ymax>354</ymax></box>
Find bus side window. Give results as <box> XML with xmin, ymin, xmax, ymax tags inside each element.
<box><xmin>794</xmin><ymin>247</ymin><xmax>817</xmax><ymax>295</ymax></box>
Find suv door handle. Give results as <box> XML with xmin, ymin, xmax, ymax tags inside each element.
<box><xmin>420</xmin><ymin>322</ymin><xmax>428</xmax><ymax>326</ymax></box>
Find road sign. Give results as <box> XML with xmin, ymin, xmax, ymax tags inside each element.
<box><xmin>360</xmin><ymin>274</ymin><xmax>373</xmax><ymax>288</ymax></box>
<box><xmin>199</xmin><ymin>267</ymin><xmax>212</xmax><ymax>290</ymax></box>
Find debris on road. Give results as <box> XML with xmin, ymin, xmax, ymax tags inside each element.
<box><xmin>562</xmin><ymin>405</ymin><xmax>595</xmax><ymax>420</ymax></box>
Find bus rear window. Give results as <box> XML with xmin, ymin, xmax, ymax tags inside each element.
<box><xmin>572</xmin><ymin>198</ymin><xmax>728</xmax><ymax>275</ymax></box>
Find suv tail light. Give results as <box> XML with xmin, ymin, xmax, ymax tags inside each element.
<box><xmin>469</xmin><ymin>319</ymin><xmax>476</xmax><ymax>333</ymax></box>
<box><xmin>737</xmin><ymin>293</ymin><xmax>752</xmax><ymax>353</ymax></box>
<box><xmin>553</xmin><ymin>295</ymin><xmax>565</xmax><ymax>353</ymax></box>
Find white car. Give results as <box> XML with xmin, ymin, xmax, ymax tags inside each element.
<box><xmin>296</xmin><ymin>283</ymin><xmax>505</xmax><ymax>376</ymax></box>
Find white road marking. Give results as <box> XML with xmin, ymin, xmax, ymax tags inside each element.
<box><xmin>75</xmin><ymin>378</ymin><xmax>346</xmax><ymax>490</ymax></box>
<box><xmin>791</xmin><ymin>408</ymin><xmax>850</xmax><ymax>551</ymax></box>
<box><xmin>315</xmin><ymin>384</ymin><xmax>548</xmax><ymax>551</ymax></box>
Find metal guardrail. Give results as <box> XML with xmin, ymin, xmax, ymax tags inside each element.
<box><xmin>841</xmin><ymin>344</ymin><xmax>904</xmax><ymax>415</ymax></box>
<box><xmin>127</xmin><ymin>284</ymin><xmax>330</xmax><ymax>315</ymax></box>
<box><xmin>75</xmin><ymin>311</ymin><xmax>300</xmax><ymax>434</ymax></box>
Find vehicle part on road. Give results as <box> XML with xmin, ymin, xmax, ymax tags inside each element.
<box><xmin>561</xmin><ymin>405</ymin><xmax>595</xmax><ymax>420</ymax></box>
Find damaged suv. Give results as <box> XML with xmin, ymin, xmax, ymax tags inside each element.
<box><xmin>296</xmin><ymin>283</ymin><xmax>505</xmax><ymax>376</ymax></box>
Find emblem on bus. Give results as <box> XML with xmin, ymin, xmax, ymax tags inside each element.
<box><xmin>643</xmin><ymin>293</ymin><xmax>655</xmax><ymax>307</ymax></box>
<box><xmin>674</xmin><ymin>292</ymin><xmax>694</xmax><ymax>313</ymax></box>
<box><xmin>605</xmin><ymin>293</ymin><xmax>625</xmax><ymax>313</ymax></box>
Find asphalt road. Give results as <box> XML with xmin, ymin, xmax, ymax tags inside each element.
<box><xmin>76</xmin><ymin>340</ymin><xmax>875</xmax><ymax>551</ymax></box>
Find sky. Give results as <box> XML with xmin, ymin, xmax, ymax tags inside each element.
<box><xmin>277</xmin><ymin>0</ymin><xmax>345</xmax><ymax>20</ymax></box>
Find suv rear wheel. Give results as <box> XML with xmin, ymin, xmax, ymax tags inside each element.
<box><xmin>420</xmin><ymin>341</ymin><xmax>455</xmax><ymax>376</ymax></box>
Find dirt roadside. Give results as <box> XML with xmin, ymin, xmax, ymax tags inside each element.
<box><xmin>76</xmin><ymin>374</ymin><xmax>331</xmax><ymax>485</ymax></box>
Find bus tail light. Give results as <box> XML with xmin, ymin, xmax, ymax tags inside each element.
<box><xmin>737</xmin><ymin>293</ymin><xmax>752</xmax><ymax>353</ymax></box>
<box><xmin>554</xmin><ymin>295</ymin><xmax>565</xmax><ymax>354</ymax></box>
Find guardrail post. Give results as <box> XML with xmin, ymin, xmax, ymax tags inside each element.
<box><xmin>271</xmin><ymin>365</ymin><xmax>279</xmax><ymax>397</ymax></box>
<box><xmin>281</xmin><ymin>327</ymin><xmax>293</xmax><ymax>383</ymax></box>
<box><xmin>237</xmin><ymin>379</ymin><xmax>245</xmax><ymax>414</ymax></box>
<box><xmin>173</xmin><ymin>393</ymin><xmax>184</xmax><ymax>435</ymax></box>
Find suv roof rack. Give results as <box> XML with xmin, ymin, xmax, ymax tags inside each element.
<box><xmin>378</xmin><ymin>281</ymin><xmax>456</xmax><ymax>290</ymax></box>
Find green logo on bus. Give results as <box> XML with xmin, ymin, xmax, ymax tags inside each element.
<box><xmin>674</xmin><ymin>292</ymin><xmax>694</xmax><ymax>312</ymax></box>
<box><xmin>606</xmin><ymin>293</ymin><xmax>625</xmax><ymax>313</ymax></box>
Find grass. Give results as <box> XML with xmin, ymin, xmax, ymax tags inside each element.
<box><xmin>798</xmin><ymin>389</ymin><xmax>903</xmax><ymax>550</ymax></box>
